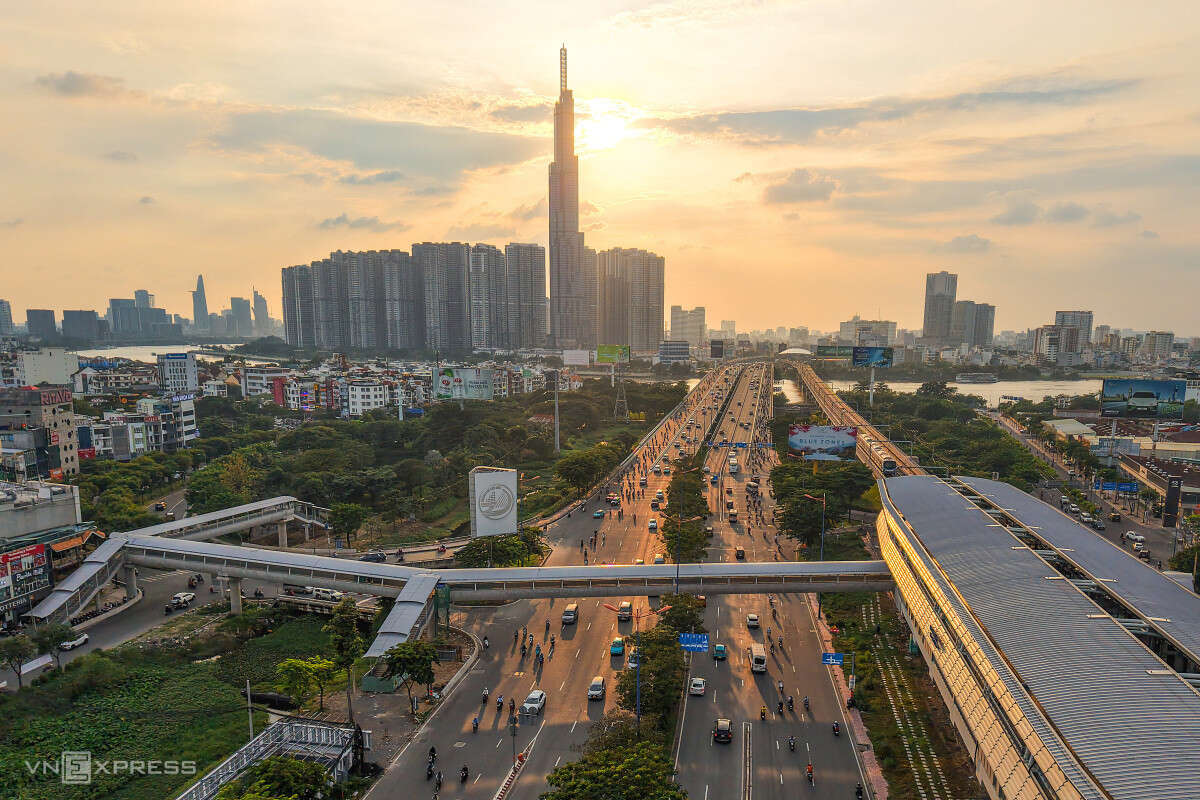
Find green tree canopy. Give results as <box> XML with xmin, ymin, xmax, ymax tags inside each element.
<box><xmin>541</xmin><ymin>736</ymin><xmax>686</xmax><ymax>800</ymax></box>
<box><xmin>382</xmin><ymin>640</ymin><xmax>439</xmax><ymax>715</ymax></box>
<box><xmin>214</xmin><ymin>756</ymin><xmax>329</xmax><ymax>800</ymax></box>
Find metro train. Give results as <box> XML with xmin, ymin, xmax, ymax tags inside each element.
<box><xmin>859</xmin><ymin>433</ymin><xmax>899</xmax><ymax>476</ymax></box>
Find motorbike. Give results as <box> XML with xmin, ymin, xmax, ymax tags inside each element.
<box><xmin>472</xmin><ymin>717</ymin><xmax>479</xmax><ymax>733</ymax></box>
<box><xmin>788</xmin><ymin>736</ymin><xmax>796</xmax><ymax>752</ymax></box>
<box><xmin>434</xmin><ymin>772</ymin><xmax>442</xmax><ymax>790</ymax></box>
<box><xmin>164</xmin><ymin>605</ymin><xmax>173</xmax><ymax>615</ymax></box>
<box><xmin>832</xmin><ymin>722</ymin><xmax>840</xmax><ymax>736</ymax></box>
<box><xmin>803</xmin><ymin>696</ymin><xmax>810</xmax><ymax>712</ymax></box>
<box><xmin>483</xmin><ymin>636</ymin><xmax>489</xmax><ymax>649</ymax></box>
<box><xmin>759</xmin><ymin>705</ymin><xmax>767</xmax><ymax>720</ymax></box>
<box><xmin>482</xmin><ymin>688</ymin><xmax>489</xmax><ymax>703</ymax></box>
<box><xmin>496</xmin><ymin>695</ymin><xmax>504</xmax><ymax>711</ymax></box>
<box><xmin>254</xmin><ymin>588</ymin><xmax>264</xmax><ymax>599</ymax></box>
<box><xmin>856</xmin><ymin>784</ymin><xmax>865</xmax><ymax>800</ymax></box>
<box><xmin>460</xmin><ymin>766</ymin><xmax>469</xmax><ymax>783</ymax></box>
<box><xmin>521</xmin><ymin>643</ymin><xmax>527</xmax><ymax>657</ymax></box>
<box><xmin>806</xmin><ymin>766</ymin><xmax>814</xmax><ymax>786</ymax></box>
<box><xmin>777</xmin><ymin>701</ymin><xmax>784</xmax><ymax>715</ymax></box>
<box><xmin>425</xmin><ymin>763</ymin><xmax>434</xmax><ymax>780</ymax></box>
<box><xmin>787</xmin><ymin>696</ymin><xmax>794</xmax><ymax>711</ymax></box>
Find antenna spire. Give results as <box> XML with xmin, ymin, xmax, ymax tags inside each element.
<box><xmin>560</xmin><ymin>44</ymin><xmax>567</xmax><ymax>92</ymax></box>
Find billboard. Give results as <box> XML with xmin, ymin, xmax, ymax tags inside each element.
<box><xmin>562</xmin><ymin>349</ymin><xmax>590</xmax><ymax>366</ymax></box>
<box><xmin>468</xmin><ymin>467</ymin><xmax>518</xmax><ymax>537</ymax></box>
<box><xmin>852</xmin><ymin>347</ymin><xmax>894</xmax><ymax>368</ymax></box>
<box><xmin>815</xmin><ymin>345</ymin><xmax>854</xmax><ymax>358</ymax></box>
<box><xmin>436</xmin><ymin>368</ymin><xmax>495</xmax><ymax>400</ymax></box>
<box><xmin>0</xmin><ymin>543</ymin><xmax>53</xmax><ymax>615</ymax></box>
<box><xmin>788</xmin><ymin>425</ymin><xmax>858</xmax><ymax>460</ymax></box>
<box><xmin>1100</xmin><ymin>378</ymin><xmax>1186</xmax><ymax>418</ymax></box>
<box><xmin>596</xmin><ymin>345</ymin><xmax>631</xmax><ymax>364</ymax></box>
<box><xmin>709</xmin><ymin>340</ymin><xmax>725</xmax><ymax>359</ymax></box>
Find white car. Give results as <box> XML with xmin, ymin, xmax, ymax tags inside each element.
<box><xmin>648</xmin><ymin>519</ymin><xmax>658</xmax><ymax>531</ymax></box>
<box><xmin>171</xmin><ymin>591</ymin><xmax>196</xmax><ymax>607</ymax></box>
<box><xmin>689</xmin><ymin>677</ymin><xmax>707</xmax><ymax>696</ymax></box>
<box><xmin>746</xmin><ymin>613</ymin><xmax>760</xmax><ymax>628</ymax></box>
<box><xmin>59</xmin><ymin>632</ymin><xmax>89</xmax><ymax>650</ymax></box>
<box><xmin>521</xmin><ymin>689</ymin><xmax>547</xmax><ymax>715</ymax></box>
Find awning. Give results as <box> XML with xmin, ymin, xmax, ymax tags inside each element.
<box><xmin>50</xmin><ymin>536</ymin><xmax>85</xmax><ymax>552</ymax></box>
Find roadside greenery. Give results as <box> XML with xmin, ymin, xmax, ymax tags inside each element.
<box><xmin>772</xmin><ymin>461</ymin><xmax>875</xmax><ymax>548</ymax></box>
<box><xmin>214</xmin><ymin>755</ymin><xmax>330</xmax><ymax>800</ymax></box>
<box><xmin>381</xmin><ymin>640</ymin><xmax>439</xmax><ymax>715</ymax></box>
<box><xmin>453</xmin><ymin>529</ymin><xmax>544</xmax><ymax>567</ymax></box>
<box><xmin>657</xmin><ymin>455</ymin><xmax>711</xmax><ymax>562</ymax></box>
<box><xmin>73</xmin><ymin>450</ymin><xmax>194</xmax><ymax>530</ymax></box>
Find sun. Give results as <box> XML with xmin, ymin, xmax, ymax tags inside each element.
<box><xmin>578</xmin><ymin>98</ymin><xmax>639</xmax><ymax>152</ymax></box>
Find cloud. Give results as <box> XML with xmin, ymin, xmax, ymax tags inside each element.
<box><xmin>490</xmin><ymin>102</ymin><xmax>552</xmax><ymax>123</ymax></box>
<box><xmin>339</xmin><ymin>169</ymin><xmax>407</xmax><ymax>185</ymax></box>
<box><xmin>1</xmin><ymin>218</ymin><xmax>22</xmax><ymax>228</ymax></box>
<box><xmin>763</xmin><ymin>169</ymin><xmax>837</xmax><ymax>203</ymax></box>
<box><xmin>103</xmin><ymin>150</ymin><xmax>139</xmax><ymax>163</ymax></box>
<box><xmin>1091</xmin><ymin>205</ymin><xmax>1141</xmax><ymax>227</ymax></box>
<box><xmin>989</xmin><ymin>197</ymin><xmax>1041</xmax><ymax>225</ymax></box>
<box><xmin>581</xmin><ymin>201</ymin><xmax>600</xmax><ymax>215</ymax></box>
<box><xmin>444</xmin><ymin>222</ymin><xmax>517</xmax><ymax>242</ymax></box>
<box><xmin>1141</xmin><ymin>230</ymin><xmax>1160</xmax><ymax>239</ymax></box>
<box><xmin>34</xmin><ymin>70</ymin><xmax>126</xmax><ymax>97</ymax></box>
<box><xmin>139</xmin><ymin>196</ymin><xmax>156</xmax><ymax>204</ymax></box>
<box><xmin>939</xmin><ymin>234</ymin><xmax>992</xmax><ymax>253</ymax></box>
<box><xmin>213</xmin><ymin>109</ymin><xmax>543</xmax><ymax>182</ymax></box>
<box><xmin>318</xmin><ymin>213</ymin><xmax>409</xmax><ymax>232</ymax></box>
<box><xmin>508</xmin><ymin>199</ymin><xmax>546</xmax><ymax>221</ymax></box>
<box><xmin>612</xmin><ymin>0</ymin><xmax>787</xmax><ymax>28</ymax></box>
<box><xmin>1046</xmin><ymin>201</ymin><xmax>1089</xmax><ymax>223</ymax></box>
<box><xmin>641</xmin><ymin>74</ymin><xmax>1138</xmax><ymax>146</ymax></box>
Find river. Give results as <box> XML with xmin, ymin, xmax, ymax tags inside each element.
<box><xmin>777</xmin><ymin>378</ymin><xmax>1101</xmax><ymax>408</ymax></box>
<box><xmin>75</xmin><ymin>344</ymin><xmax>282</xmax><ymax>365</ymax></box>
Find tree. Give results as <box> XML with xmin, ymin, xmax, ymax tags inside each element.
<box><xmin>214</xmin><ymin>755</ymin><xmax>329</xmax><ymax>800</ymax></box>
<box><xmin>324</xmin><ymin>597</ymin><xmax>364</xmax><ymax>723</ymax></box>
<box><xmin>615</xmin><ymin>625</ymin><xmax>686</xmax><ymax>728</ymax></box>
<box><xmin>0</xmin><ymin>635</ymin><xmax>37</xmax><ymax>689</ymax></box>
<box><xmin>541</xmin><ymin>737</ymin><xmax>686</xmax><ymax>800</ymax></box>
<box><xmin>382</xmin><ymin>640</ymin><xmax>439</xmax><ymax>716</ymax></box>
<box><xmin>276</xmin><ymin>658</ymin><xmax>314</xmax><ymax>707</ymax></box>
<box><xmin>657</xmin><ymin>594</ymin><xmax>706</xmax><ymax>635</ymax></box>
<box><xmin>330</xmin><ymin>502</ymin><xmax>368</xmax><ymax>544</ymax></box>
<box><xmin>306</xmin><ymin>656</ymin><xmax>337</xmax><ymax>711</ymax></box>
<box><xmin>916</xmin><ymin>380</ymin><xmax>956</xmax><ymax>400</ymax></box>
<box><xmin>31</xmin><ymin>622</ymin><xmax>76</xmax><ymax>670</ymax></box>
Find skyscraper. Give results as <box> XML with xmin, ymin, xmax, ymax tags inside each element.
<box><xmin>230</xmin><ymin>297</ymin><xmax>253</xmax><ymax>337</ymax></box>
<box><xmin>252</xmin><ymin>290</ymin><xmax>269</xmax><ymax>335</ymax></box>
<box><xmin>670</xmin><ymin>306</ymin><xmax>706</xmax><ymax>349</ymax></box>
<box><xmin>134</xmin><ymin>289</ymin><xmax>154</xmax><ymax>309</ymax></box>
<box><xmin>25</xmin><ymin>309</ymin><xmax>56</xmax><ymax>340</ymax></box>
<box><xmin>922</xmin><ymin>271</ymin><xmax>957</xmax><ymax>342</ymax></box>
<box><xmin>415</xmin><ymin>242</ymin><xmax>471</xmax><ymax>353</ymax></box>
<box><xmin>0</xmin><ymin>299</ymin><xmax>14</xmax><ymax>335</ymax></box>
<box><xmin>505</xmin><ymin>243</ymin><xmax>547</xmax><ymax>350</ymax></box>
<box><xmin>596</xmin><ymin>248</ymin><xmax>665</xmax><ymax>352</ymax></box>
<box><xmin>192</xmin><ymin>275</ymin><xmax>209</xmax><ymax>330</ymax></box>
<box><xmin>548</xmin><ymin>46</ymin><xmax>597</xmax><ymax>349</ymax></box>
<box><xmin>281</xmin><ymin>264</ymin><xmax>315</xmax><ymax>347</ymax></box>
<box><xmin>972</xmin><ymin>303</ymin><xmax>995</xmax><ymax>348</ymax></box>
<box><xmin>62</xmin><ymin>310</ymin><xmax>101</xmax><ymax>342</ymax></box>
<box><xmin>1054</xmin><ymin>311</ymin><xmax>1093</xmax><ymax>352</ymax></box>
<box><xmin>375</xmin><ymin>250</ymin><xmax>424</xmax><ymax>352</ymax></box>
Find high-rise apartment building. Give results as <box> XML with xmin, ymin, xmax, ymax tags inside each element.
<box><xmin>26</xmin><ymin>309</ymin><xmax>56</xmax><ymax>340</ymax></box>
<box><xmin>252</xmin><ymin>290</ymin><xmax>269</xmax><ymax>335</ymax></box>
<box><xmin>922</xmin><ymin>271</ymin><xmax>957</xmax><ymax>342</ymax></box>
<box><xmin>0</xmin><ymin>300</ymin><xmax>13</xmax><ymax>335</ymax></box>
<box><xmin>839</xmin><ymin>316</ymin><xmax>897</xmax><ymax>346</ymax></box>
<box><xmin>720</xmin><ymin>320</ymin><xmax>737</xmax><ymax>339</ymax></box>
<box><xmin>192</xmin><ymin>275</ymin><xmax>209</xmax><ymax>331</ymax></box>
<box><xmin>281</xmin><ymin>264</ymin><xmax>315</xmax><ymax>348</ymax></box>
<box><xmin>62</xmin><ymin>310</ymin><xmax>101</xmax><ymax>343</ymax></box>
<box><xmin>1053</xmin><ymin>311</ymin><xmax>1093</xmax><ymax>353</ymax></box>
<box><xmin>1142</xmin><ymin>331</ymin><xmax>1175</xmax><ymax>361</ymax></box>
<box><xmin>548</xmin><ymin>46</ymin><xmax>597</xmax><ymax>349</ymax></box>
<box><xmin>505</xmin><ymin>243</ymin><xmax>547</xmax><ymax>350</ymax></box>
<box><xmin>468</xmin><ymin>244</ymin><xmax>506</xmax><ymax>350</ymax></box>
<box><xmin>157</xmin><ymin>352</ymin><xmax>199</xmax><ymax>394</ymax></box>
<box><xmin>415</xmin><ymin>242</ymin><xmax>471</xmax><ymax>353</ymax></box>
<box><xmin>596</xmin><ymin>248</ymin><xmax>665</xmax><ymax>352</ymax></box>
<box><xmin>972</xmin><ymin>303</ymin><xmax>995</xmax><ymax>348</ymax></box>
<box><xmin>670</xmin><ymin>306</ymin><xmax>707</xmax><ymax>349</ymax></box>
<box><xmin>1093</xmin><ymin>324</ymin><xmax>1111</xmax><ymax>347</ymax></box>
<box><xmin>133</xmin><ymin>289</ymin><xmax>154</xmax><ymax>309</ymax></box>
<box><xmin>230</xmin><ymin>297</ymin><xmax>253</xmax><ymax>337</ymax></box>
<box><xmin>375</xmin><ymin>250</ymin><xmax>424</xmax><ymax>351</ymax></box>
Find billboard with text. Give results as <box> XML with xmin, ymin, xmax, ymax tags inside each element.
<box><xmin>562</xmin><ymin>349</ymin><xmax>590</xmax><ymax>366</ymax></box>
<box><xmin>788</xmin><ymin>425</ymin><xmax>858</xmax><ymax>460</ymax></box>
<box><xmin>815</xmin><ymin>345</ymin><xmax>854</xmax><ymax>358</ymax></box>
<box><xmin>852</xmin><ymin>346</ymin><xmax>894</xmax><ymax>368</ymax></box>
<box><xmin>436</xmin><ymin>368</ymin><xmax>495</xmax><ymax>400</ymax></box>
<box><xmin>0</xmin><ymin>543</ymin><xmax>53</xmax><ymax>615</ymax></box>
<box><xmin>1100</xmin><ymin>378</ymin><xmax>1186</xmax><ymax>419</ymax></box>
<box><xmin>596</xmin><ymin>345</ymin><xmax>631</xmax><ymax>364</ymax></box>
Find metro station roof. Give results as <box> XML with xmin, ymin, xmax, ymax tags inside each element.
<box><xmin>882</xmin><ymin>475</ymin><xmax>1200</xmax><ymax>800</ymax></box>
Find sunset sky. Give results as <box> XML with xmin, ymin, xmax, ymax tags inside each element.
<box><xmin>2</xmin><ymin>1</ymin><xmax>1198</xmax><ymax>334</ymax></box>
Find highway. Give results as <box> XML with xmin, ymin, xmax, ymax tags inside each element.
<box><xmin>367</xmin><ymin>362</ymin><xmax>865</xmax><ymax>800</ymax></box>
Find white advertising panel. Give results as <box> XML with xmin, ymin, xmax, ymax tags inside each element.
<box><xmin>436</xmin><ymin>368</ymin><xmax>495</xmax><ymax>400</ymax></box>
<box><xmin>469</xmin><ymin>467</ymin><xmax>519</xmax><ymax>538</ymax></box>
<box><xmin>562</xmin><ymin>349</ymin><xmax>590</xmax><ymax>366</ymax></box>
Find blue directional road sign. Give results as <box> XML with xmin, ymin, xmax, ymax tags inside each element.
<box><xmin>735</xmin><ymin>442</ymin><xmax>748</xmax><ymax>448</ymax></box>
<box><xmin>821</xmin><ymin>652</ymin><xmax>845</xmax><ymax>666</ymax></box>
<box><xmin>755</xmin><ymin>442</ymin><xmax>775</xmax><ymax>448</ymax></box>
<box><xmin>679</xmin><ymin>633</ymin><xmax>710</xmax><ymax>653</ymax></box>
<box><xmin>1118</xmin><ymin>482</ymin><xmax>1139</xmax><ymax>493</ymax></box>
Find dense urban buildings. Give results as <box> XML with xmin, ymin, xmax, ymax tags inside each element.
<box><xmin>0</xmin><ymin>386</ymin><xmax>78</xmax><ymax>478</ymax></box>
<box><xmin>670</xmin><ymin>306</ymin><xmax>706</xmax><ymax>351</ymax></box>
<box><xmin>505</xmin><ymin>243</ymin><xmax>548</xmax><ymax>350</ymax></box>
<box><xmin>548</xmin><ymin>46</ymin><xmax>596</xmax><ymax>350</ymax></box>
<box><xmin>596</xmin><ymin>248</ymin><xmax>665</xmax><ymax>352</ymax></box>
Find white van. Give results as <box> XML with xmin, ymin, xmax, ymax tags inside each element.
<box><xmin>311</xmin><ymin>587</ymin><xmax>344</xmax><ymax>602</ymax></box>
<box><xmin>562</xmin><ymin>603</ymin><xmax>579</xmax><ymax>625</ymax></box>
<box><xmin>1123</xmin><ymin>531</ymin><xmax>1145</xmax><ymax>545</ymax></box>
<box><xmin>728</xmin><ymin>460</ymin><xmax>740</xmax><ymax>474</ymax></box>
<box><xmin>587</xmin><ymin>676</ymin><xmax>606</xmax><ymax>700</ymax></box>
<box><xmin>749</xmin><ymin>643</ymin><xmax>768</xmax><ymax>673</ymax></box>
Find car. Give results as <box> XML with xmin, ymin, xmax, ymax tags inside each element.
<box><xmin>705</xmin><ymin>525</ymin><xmax>714</xmax><ymax>537</ymax></box>
<box><xmin>1128</xmin><ymin>391</ymin><xmax>1159</xmax><ymax>413</ymax></box>
<box><xmin>746</xmin><ymin>613</ymin><xmax>760</xmax><ymax>628</ymax></box>
<box><xmin>713</xmin><ymin>718</ymin><xmax>733</xmax><ymax>743</ymax></box>
<box><xmin>697</xmin><ymin>595</ymin><xmax>707</xmax><ymax>607</ymax></box>
<box><xmin>726</xmin><ymin>487</ymin><xmax>733</xmax><ymax>495</ymax></box>
<box><xmin>710</xmin><ymin>475</ymin><xmax>719</xmax><ymax>484</ymax></box>
<box><xmin>1079</xmin><ymin>513</ymin><xmax>1093</xmax><ymax>524</ymax></box>
<box><xmin>358</xmin><ymin>549</ymin><xmax>387</xmax><ymax>563</ymax></box>
<box><xmin>633</xmin><ymin>558</ymin><xmax>645</xmax><ymax>565</ymax></box>
<box><xmin>735</xmin><ymin>546</ymin><xmax>745</xmax><ymax>560</ymax></box>
<box><xmin>627</xmin><ymin>647</ymin><xmax>641</xmax><ymax>668</ymax></box>
<box><xmin>703</xmin><ymin>465</ymin><xmax>711</xmax><ymax>473</ymax></box>
<box><xmin>639</xmin><ymin>476</ymin><xmax>648</xmax><ymax>486</ymax></box>
<box><xmin>59</xmin><ymin>632</ymin><xmax>89</xmax><ymax>650</ymax></box>
<box><xmin>1109</xmin><ymin>511</ymin><xmax>1121</xmax><ymax>521</ymax></box>
<box><xmin>689</xmin><ymin>677</ymin><xmax>707</xmax><ymax>696</ymax></box>
<box><xmin>617</xmin><ymin>600</ymin><xmax>633</xmax><ymax>621</ymax></box>
<box><xmin>713</xmin><ymin>643</ymin><xmax>727</xmax><ymax>660</ymax></box>
<box><xmin>588</xmin><ymin>676</ymin><xmax>606</xmax><ymax>700</ymax></box>
<box><xmin>1138</xmin><ymin>550</ymin><xmax>1153</xmax><ymax>561</ymax></box>
<box><xmin>653</xmin><ymin>553</ymin><xmax>666</xmax><ymax>564</ymax></box>
<box><xmin>650</xmin><ymin>500</ymin><xmax>660</xmax><ymax>510</ymax></box>
<box><xmin>521</xmin><ymin>690</ymin><xmax>547</xmax><ymax>715</ymax></box>
<box><xmin>648</xmin><ymin>519</ymin><xmax>658</xmax><ymax>531</ymax></box>
<box><xmin>610</xmin><ymin>637</ymin><xmax>626</xmax><ymax>655</ymax></box>
<box><xmin>726</xmin><ymin>500</ymin><xmax>735</xmax><ymax>510</ymax></box>
<box><xmin>655</xmin><ymin>490</ymin><xmax>665</xmax><ymax>500</ymax></box>
<box><xmin>662</xmin><ymin>467</ymin><xmax>671</xmax><ymax>475</ymax></box>
<box><xmin>652</xmin><ymin>465</ymin><xmax>662</xmax><ymax>474</ymax></box>
<box><xmin>1091</xmin><ymin>518</ymin><xmax>1106</xmax><ymax>530</ymax></box>
<box><xmin>171</xmin><ymin>591</ymin><xmax>196</xmax><ymax>607</ymax></box>
<box><xmin>154</xmin><ymin>502</ymin><xmax>167</xmax><ymax>511</ymax></box>
<box><xmin>1069</xmin><ymin>504</ymin><xmax>1081</xmax><ymax>514</ymax></box>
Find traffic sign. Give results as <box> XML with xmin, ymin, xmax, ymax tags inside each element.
<box><xmin>821</xmin><ymin>652</ymin><xmax>844</xmax><ymax>666</ymax></box>
<box><xmin>735</xmin><ymin>442</ymin><xmax>748</xmax><ymax>448</ymax></box>
<box><xmin>1118</xmin><ymin>482</ymin><xmax>1139</xmax><ymax>493</ymax></box>
<box><xmin>679</xmin><ymin>633</ymin><xmax>710</xmax><ymax>653</ymax></box>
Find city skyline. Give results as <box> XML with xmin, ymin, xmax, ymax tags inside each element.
<box><xmin>1</xmin><ymin>4</ymin><xmax>1198</xmax><ymax>331</ymax></box>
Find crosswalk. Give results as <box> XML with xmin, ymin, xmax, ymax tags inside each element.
<box><xmin>138</xmin><ymin>569</ymin><xmax>186</xmax><ymax>584</ymax></box>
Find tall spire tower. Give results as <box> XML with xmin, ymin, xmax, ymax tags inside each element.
<box><xmin>548</xmin><ymin>45</ymin><xmax>596</xmax><ymax>349</ymax></box>
<box><xmin>192</xmin><ymin>274</ymin><xmax>209</xmax><ymax>330</ymax></box>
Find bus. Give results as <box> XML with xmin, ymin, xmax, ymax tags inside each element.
<box><xmin>728</xmin><ymin>458</ymin><xmax>739</xmax><ymax>474</ymax></box>
<box><xmin>749</xmin><ymin>643</ymin><xmax>768</xmax><ymax>672</ymax></box>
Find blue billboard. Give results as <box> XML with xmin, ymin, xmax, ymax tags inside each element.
<box><xmin>1100</xmin><ymin>378</ymin><xmax>1186</xmax><ymax>419</ymax></box>
<box><xmin>852</xmin><ymin>347</ymin><xmax>893</xmax><ymax>368</ymax></box>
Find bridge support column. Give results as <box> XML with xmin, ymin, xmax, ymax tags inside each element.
<box><xmin>229</xmin><ymin>577</ymin><xmax>243</xmax><ymax>615</ymax></box>
<box><xmin>277</xmin><ymin>521</ymin><xmax>288</xmax><ymax>548</ymax></box>
<box><xmin>122</xmin><ymin>565</ymin><xmax>139</xmax><ymax>600</ymax></box>
<box><xmin>302</xmin><ymin>523</ymin><xmax>311</xmax><ymax>541</ymax></box>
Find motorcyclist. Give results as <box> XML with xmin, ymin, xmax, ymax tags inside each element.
<box><xmin>496</xmin><ymin>694</ymin><xmax>503</xmax><ymax>710</ymax></box>
<box><xmin>832</xmin><ymin>721</ymin><xmax>840</xmax><ymax>736</ymax></box>
<box><xmin>521</xmin><ymin>643</ymin><xmax>527</xmax><ymax>657</ymax></box>
<box><xmin>787</xmin><ymin>695</ymin><xmax>794</xmax><ymax>710</ymax></box>
<box><xmin>429</xmin><ymin>746</ymin><xmax>437</xmax><ymax>762</ymax></box>
<box><xmin>545</xmin><ymin>619</ymin><xmax>550</xmax><ymax>634</ymax></box>
<box><xmin>788</xmin><ymin>735</ymin><xmax>796</xmax><ymax>751</ymax></box>
<box><xmin>471</xmin><ymin>717</ymin><xmax>479</xmax><ymax>732</ymax></box>
<box><xmin>510</xmin><ymin>697</ymin><xmax>516</xmax><ymax>714</ymax></box>
<box><xmin>460</xmin><ymin>765</ymin><xmax>469</xmax><ymax>782</ymax></box>
<box><xmin>806</xmin><ymin>763</ymin><xmax>813</xmax><ymax>783</ymax></box>
<box><xmin>856</xmin><ymin>783</ymin><xmax>864</xmax><ymax>799</ymax></box>
<box><xmin>777</xmin><ymin>700</ymin><xmax>784</xmax><ymax>714</ymax></box>
<box><xmin>759</xmin><ymin>705</ymin><xmax>767</xmax><ymax>720</ymax></box>
<box><xmin>803</xmin><ymin>695</ymin><xmax>810</xmax><ymax>711</ymax></box>
<box><xmin>483</xmin><ymin>636</ymin><xmax>489</xmax><ymax>649</ymax></box>
<box><xmin>482</xmin><ymin>687</ymin><xmax>489</xmax><ymax>702</ymax></box>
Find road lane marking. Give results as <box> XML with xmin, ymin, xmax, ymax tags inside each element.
<box><xmin>554</xmin><ymin>756</ymin><xmax>561</xmax><ymax>767</ymax></box>
<box><xmin>496</xmin><ymin>738</ymin><xmax>502</xmax><ymax>748</ymax></box>
<box><xmin>570</xmin><ymin>720</ymin><xmax>577</xmax><ymax>733</ymax></box>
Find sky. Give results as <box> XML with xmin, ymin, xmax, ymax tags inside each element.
<box><xmin>2</xmin><ymin>1</ymin><xmax>1198</xmax><ymax>335</ymax></box>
